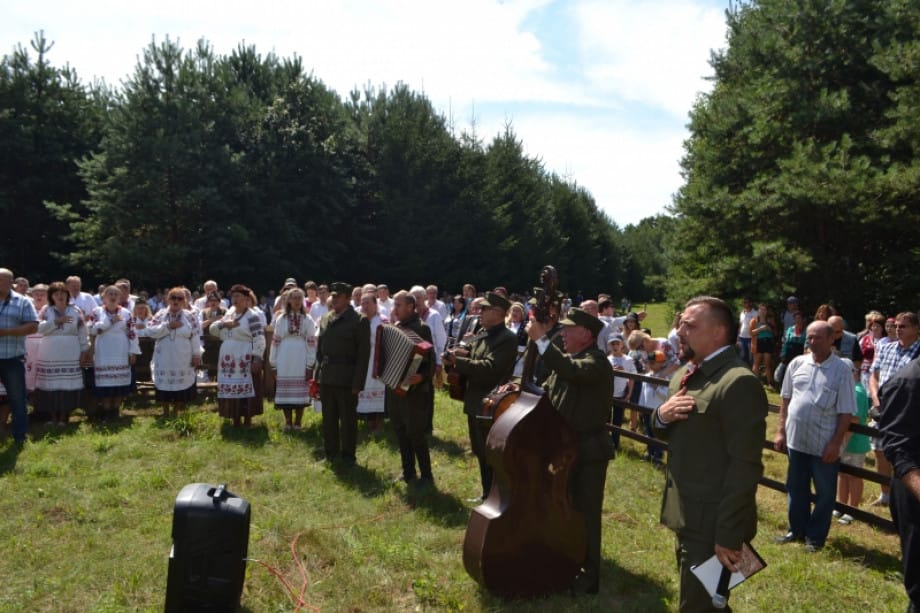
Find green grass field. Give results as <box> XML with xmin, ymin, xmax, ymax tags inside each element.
<box><xmin>0</xmin><ymin>305</ymin><xmax>909</xmax><ymax>611</ymax></box>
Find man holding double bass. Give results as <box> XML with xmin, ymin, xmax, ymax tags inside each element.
<box><xmin>527</xmin><ymin>307</ymin><xmax>615</xmax><ymax>595</ymax></box>
<box><xmin>443</xmin><ymin>292</ymin><xmax>518</xmax><ymax>502</ymax></box>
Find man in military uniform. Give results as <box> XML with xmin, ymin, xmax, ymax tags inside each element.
<box><xmin>654</xmin><ymin>296</ymin><xmax>767</xmax><ymax>611</ymax></box>
<box><xmin>315</xmin><ymin>282</ymin><xmax>371</xmax><ymax>465</ymax></box>
<box><xmin>387</xmin><ymin>290</ymin><xmax>436</xmax><ymax>486</ymax></box>
<box><xmin>443</xmin><ymin>292</ymin><xmax>518</xmax><ymax>501</ymax></box>
<box><xmin>527</xmin><ymin>307</ymin><xmax>615</xmax><ymax>595</ymax></box>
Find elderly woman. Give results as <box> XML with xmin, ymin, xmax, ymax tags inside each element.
<box><xmin>89</xmin><ymin>285</ymin><xmax>141</xmax><ymax>420</ymax></box>
<box><xmin>210</xmin><ymin>284</ymin><xmax>265</xmax><ymax>427</ymax></box>
<box><xmin>269</xmin><ymin>288</ymin><xmax>316</xmax><ymax>431</ymax></box>
<box><xmin>25</xmin><ymin>283</ymin><xmax>49</xmax><ymax>394</ymax></box>
<box><xmin>132</xmin><ymin>298</ymin><xmax>154</xmax><ymax>338</ymax></box>
<box><xmin>147</xmin><ymin>288</ymin><xmax>202</xmax><ymax>417</ymax></box>
<box><xmin>35</xmin><ymin>281</ymin><xmax>90</xmax><ymax>426</ymax></box>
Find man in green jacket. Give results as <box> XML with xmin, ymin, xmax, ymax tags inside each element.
<box><xmin>387</xmin><ymin>290</ymin><xmax>436</xmax><ymax>486</ymax></box>
<box><xmin>654</xmin><ymin>296</ymin><xmax>767</xmax><ymax>611</ymax></box>
<box><xmin>527</xmin><ymin>307</ymin><xmax>615</xmax><ymax>595</ymax></box>
<box><xmin>315</xmin><ymin>282</ymin><xmax>371</xmax><ymax>465</ymax></box>
<box><xmin>444</xmin><ymin>291</ymin><xmax>518</xmax><ymax>500</ymax></box>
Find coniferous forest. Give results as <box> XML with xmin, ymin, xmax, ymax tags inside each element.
<box><xmin>4</xmin><ymin>0</ymin><xmax>920</xmax><ymax>317</ymax></box>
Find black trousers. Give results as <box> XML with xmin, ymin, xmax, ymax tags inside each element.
<box><xmin>890</xmin><ymin>476</ymin><xmax>920</xmax><ymax>609</ymax></box>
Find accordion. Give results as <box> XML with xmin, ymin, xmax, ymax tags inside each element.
<box><xmin>373</xmin><ymin>323</ymin><xmax>434</xmax><ymax>396</ymax></box>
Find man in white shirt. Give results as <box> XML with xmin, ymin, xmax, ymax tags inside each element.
<box><xmin>66</xmin><ymin>275</ymin><xmax>98</xmax><ymax>320</ymax></box>
<box><xmin>426</xmin><ymin>285</ymin><xmax>448</xmax><ymax>321</ymax></box>
<box><xmin>193</xmin><ymin>280</ymin><xmax>229</xmax><ymax>311</ymax></box>
<box><xmin>774</xmin><ymin>321</ymin><xmax>857</xmax><ymax>551</ymax></box>
<box><xmin>376</xmin><ymin>284</ymin><xmax>394</xmax><ymax>320</ymax></box>
<box><xmin>737</xmin><ymin>297</ymin><xmax>757</xmax><ymax>365</ymax></box>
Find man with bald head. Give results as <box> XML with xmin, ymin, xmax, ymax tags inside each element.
<box><xmin>774</xmin><ymin>320</ymin><xmax>857</xmax><ymax>552</ymax></box>
<box><xmin>0</xmin><ymin>268</ymin><xmax>38</xmax><ymax>444</ymax></box>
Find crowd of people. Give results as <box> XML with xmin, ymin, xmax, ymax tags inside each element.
<box><xmin>0</xmin><ymin>267</ymin><xmax>917</xmax><ymax>609</ymax></box>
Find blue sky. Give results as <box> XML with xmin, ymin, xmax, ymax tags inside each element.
<box><xmin>2</xmin><ymin>0</ymin><xmax>731</xmax><ymax>227</ymax></box>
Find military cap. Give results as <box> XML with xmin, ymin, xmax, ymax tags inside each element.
<box><xmin>329</xmin><ymin>282</ymin><xmax>352</xmax><ymax>296</ymax></box>
<box><xmin>481</xmin><ymin>291</ymin><xmax>511</xmax><ymax>312</ymax></box>
<box><xmin>559</xmin><ymin>307</ymin><xmax>604</xmax><ymax>336</ymax></box>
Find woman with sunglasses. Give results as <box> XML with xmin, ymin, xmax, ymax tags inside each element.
<box><xmin>148</xmin><ymin>288</ymin><xmax>202</xmax><ymax>417</ymax></box>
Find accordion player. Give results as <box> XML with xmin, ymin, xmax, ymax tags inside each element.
<box><xmin>373</xmin><ymin>323</ymin><xmax>434</xmax><ymax>396</ymax></box>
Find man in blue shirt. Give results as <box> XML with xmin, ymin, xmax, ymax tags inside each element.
<box><xmin>0</xmin><ymin>268</ymin><xmax>38</xmax><ymax>444</ymax></box>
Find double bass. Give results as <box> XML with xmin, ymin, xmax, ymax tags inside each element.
<box><xmin>462</xmin><ymin>266</ymin><xmax>585</xmax><ymax>598</ymax></box>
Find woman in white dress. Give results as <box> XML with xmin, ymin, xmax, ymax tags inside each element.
<box><xmin>505</xmin><ymin>301</ymin><xmax>529</xmax><ymax>379</ymax></box>
<box><xmin>90</xmin><ymin>285</ymin><xmax>141</xmax><ymax>420</ymax></box>
<box><xmin>147</xmin><ymin>288</ymin><xmax>202</xmax><ymax>417</ymax></box>
<box><xmin>25</xmin><ymin>283</ymin><xmax>49</xmax><ymax>395</ymax></box>
<box><xmin>210</xmin><ymin>284</ymin><xmax>265</xmax><ymax>427</ymax></box>
<box><xmin>35</xmin><ymin>282</ymin><xmax>90</xmax><ymax>425</ymax></box>
<box><xmin>269</xmin><ymin>288</ymin><xmax>316</xmax><ymax>431</ymax></box>
<box><xmin>356</xmin><ymin>290</ymin><xmax>387</xmax><ymax>432</ymax></box>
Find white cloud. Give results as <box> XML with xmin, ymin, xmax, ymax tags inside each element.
<box><xmin>573</xmin><ymin>0</ymin><xmax>727</xmax><ymax>116</ymax></box>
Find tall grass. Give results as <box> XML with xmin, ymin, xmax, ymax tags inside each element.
<box><xmin>0</xmin><ymin>387</ymin><xmax>907</xmax><ymax>612</ymax></box>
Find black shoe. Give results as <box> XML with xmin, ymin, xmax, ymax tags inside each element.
<box><xmin>804</xmin><ymin>539</ymin><xmax>824</xmax><ymax>553</ymax></box>
<box><xmin>774</xmin><ymin>532</ymin><xmax>804</xmax><ymax>544</ymax></box>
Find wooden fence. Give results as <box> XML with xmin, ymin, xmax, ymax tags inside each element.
<box><xmin>608</xmin><ymin>370</ymin><xmax>895</xmax><ymax>533</ymax></box>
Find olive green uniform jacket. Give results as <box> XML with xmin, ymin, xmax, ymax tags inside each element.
<box><xmin>540</xmin><ymin>340</ymin><xmax>615</xmax><ymax>585</ymax></box>
<box><xmin>654</xmin><ymin>348</ymin><xmax>767</xmax><ymax>550</ymax></box>
<box><xmin>453</xmin><ymin>324</ymin><xmax>518</xmax><ymax>417</ymax></box>
<box><xmin>315</xmin><ymin>308</ymin><xmax>371</xmax><ymax>391</ymax></box>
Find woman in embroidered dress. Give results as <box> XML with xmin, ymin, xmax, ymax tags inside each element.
<box><xmin>24</xmin><ymin>283</ymin><xmax>49</xmax><ymax>395</ymax></box>
<box><xmin>210</xmin><ymin>284</ymin><xmax>265</xmax><ymax>427</ymax></box>
<box><xmin>132</xmin><ymin>298</ymin><xmax>154</xmax><ymax>338</ymax></box>
<box><xmin>269</xmin><ymin>288</ymin><xmax>316</xmax><ymax>431</ymax></box>
<box><xmin>147</xmin><ymin>288</ymin><xmax>202</xmax><ymax>417</ymax></box>
<box><xmin>90</xmin><ymin>285</ymin><xmax>141</xmax><ymax>420</ymax></box>
<box><xmin>35</xmin><ymin>282</ymin><xmax>90</xmax><ymax>426</ymax></box>
<box><xmin>356</xmin><ymin>290</ymin><xmax>387</xmax><ymax>432</ymax></box>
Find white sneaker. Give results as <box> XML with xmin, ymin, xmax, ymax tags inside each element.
<box><xmin>832</xmin><ymin>510</ymin><xmax>841</xmax><ymax>518</ymax></box>
<box><xmin>838</xmin><ymin>514</ymin><xmax>854</xmax><ymax>525</ymax></box>
<box><xmin>870</xmin><ymin>494</ymin><xmax>889</xmax><ymax>506</ymax></box>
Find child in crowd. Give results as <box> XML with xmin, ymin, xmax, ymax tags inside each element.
<box><xmin>835</xmin><ymin>357</ymin><xmax>870</xmax><ymax>525</ymax></box>
<box><xmin>639</xmin><ymin>349</ymin><xmax>669</xmax><ymax>465</ymax></box>
<box><xmin>607</xmin><ymin>335</ymin><xmax>637</xmax><ymax>450</ymax></box>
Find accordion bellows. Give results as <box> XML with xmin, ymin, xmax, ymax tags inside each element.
<box><xmin>373</xmin><ymin>323</ymin><xmax>433</xmax><ymax>396</ymax></box>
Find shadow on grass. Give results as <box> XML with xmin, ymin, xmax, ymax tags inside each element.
<box><xmin>82</xmin><ymin>413</ymin><xmax>136</xmax><ymax>434</ymax></box>
<box><xmin>470</xmin><ymin>557</ymin><xmax>672</xmax><ymax>612</ymax></box>
<box><xmin>429</xmin><ymin>433</ymin><xmax>469</xmax><ymax>457</ymax></box>
<box><xmin>0</xmin><ymin>439</ymin><xmax>22</xmax><ymax>475</ymax></box>
<box><xmin>219</xmin><ymin>422</ymin><xmax>271</xmax><ymax>447</ymax></box>
<box><xmin>328</xmin><ymin>460</ymin><xmax>393</xmax><ymax>499</ymax></box>
<box><xmin>400</xmin><ymin>481</ymin><xmax>469</xmax><ymax>528</ymax></box>
<box><xmin>829</xmin><ymin>535</ymin><xmax>902</xmax><ymax>572</ymax></box>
